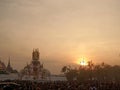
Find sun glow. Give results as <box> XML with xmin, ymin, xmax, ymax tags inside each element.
<box><xmin>76</xmin><ymin>57</ymin><xmax>88</xmax><ymax>66</ymax></box>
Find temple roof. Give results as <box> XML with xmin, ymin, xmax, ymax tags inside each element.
<box><xmin>0</xmin><ymin>60</ymin><xmax>6</xmax><ymax>70</ymax></box>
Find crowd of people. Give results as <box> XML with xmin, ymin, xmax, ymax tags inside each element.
<box><xmin>0</xmin><ymin>80</ymin><xmax>120</xmax><ymax>90</ymax></box>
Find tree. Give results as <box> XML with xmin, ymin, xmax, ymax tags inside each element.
<box><xmin>61</xmin><ymin>63</ymin><xmax>120</xmax><ymax>82</ymax></box>
<box><xmin>61</xmin><ymin>66</ymin><xmax>78</xmax><ymax>81</ymax></box>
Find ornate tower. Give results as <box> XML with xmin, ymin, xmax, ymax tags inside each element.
<box><xmin>6</xmin><ymin>57</ymin><xmax>13</xmax><ymax>73</ymax></box>
<box><xmin>31</xmin><ymin>49</ymin><xmax>42</xmax><ymax>80</ymax></box>
<box><xmin>32</xmin><ymin>48</ymin><xmax>39</xmax><ymax>60</ymax></box>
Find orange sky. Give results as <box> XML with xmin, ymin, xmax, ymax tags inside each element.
<box><xmin>0</xmin><ymin>0</ymin><xmax>120</xmax><ymax>74</ymax></box>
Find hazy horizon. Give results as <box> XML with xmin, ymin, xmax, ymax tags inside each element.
<box><xmin>0</xmin><ymin>0</ymin><xmax>120</xmax><ymax>74</ymax></box>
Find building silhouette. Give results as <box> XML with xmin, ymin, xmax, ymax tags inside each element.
<box><xmin>0</xmin><ymin>57</ymin><xmax>18</xmax><ymax>74</ymax></box>
<box><xmin>21</xmin><ymin>48</ymin><xmax>50</xmax><ymax>80</ymax></box>
<box><xmin>6</xmin><ymin>57</ymin><xmax>13</xmax><ymax>73</ymax></box>
<box><xmin>0</xmin><ymin>60</ymin><xmax>6</xmax><ymax>71</ymax></box>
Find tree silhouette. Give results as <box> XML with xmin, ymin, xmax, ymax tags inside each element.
<box><xmin>61</xmin><ymin>62</ymin><xmax>120</xmax><ymax>82</ymax></box>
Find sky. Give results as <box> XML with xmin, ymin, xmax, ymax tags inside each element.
<box><xmin>0</xmin><ymin>0</ymin><xmax>120</xmax><ymax>74</ymax></box>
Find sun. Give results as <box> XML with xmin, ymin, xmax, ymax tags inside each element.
<box><xmin>80</xmin><ymin>60</ymin><xmax>88</xmax><ymax>66</ymax></box>
<box><xmin>76</xmin><ymin>57</ymin><xmax>88</xmax><ymax>66</ymax></box>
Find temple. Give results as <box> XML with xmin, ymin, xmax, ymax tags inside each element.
<box><xmin>0</xmin><ymin>57</ymin><xmax>18</xmax><ymax>74</ymax></box>
<box><xmin>0</xmin><ymin>60</ymin><xmax>6</xmax><ymax>74</ymax></box>
<box><xmin>21</xmin><ymin>48</ymin><xmax>50</xmax><ymax>80</ymax></box>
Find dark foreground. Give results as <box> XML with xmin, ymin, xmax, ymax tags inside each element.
<box><xmin>0</xmin><ymin>80</ymin><xmax>120</xmax><ymax>90</ymax></box>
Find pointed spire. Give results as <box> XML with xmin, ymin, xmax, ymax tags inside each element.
<box><xmin>7</xmin><ymin>56</ymin><xmax>12</xmax><ymax>69</ymax></box>
<box><xmin>6</xmin><ymin>56</ymin><xmax>13</xmax><ymax>72</ymax></box>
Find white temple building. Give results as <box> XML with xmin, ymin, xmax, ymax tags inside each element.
<box><xmin>20</xmin><ymin>49</ymin><xmax>51</xmax><ymax>80</ymax></box>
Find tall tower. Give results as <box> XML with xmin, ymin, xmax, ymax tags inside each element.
<box><xmin>32</xmin><ymin>49</ymin><xmax>41</xmax><ymax>80</ymax></box>
<box><xmin>6</xmin><ymin>57</ymin><xmax>13</xmax><ymax>73</ymax></box>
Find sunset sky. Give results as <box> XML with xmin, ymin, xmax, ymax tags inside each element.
<box><xmin>0</xmin><ymin>0</ymin><xmax>120</xmax><ymax>74</ymax></box>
